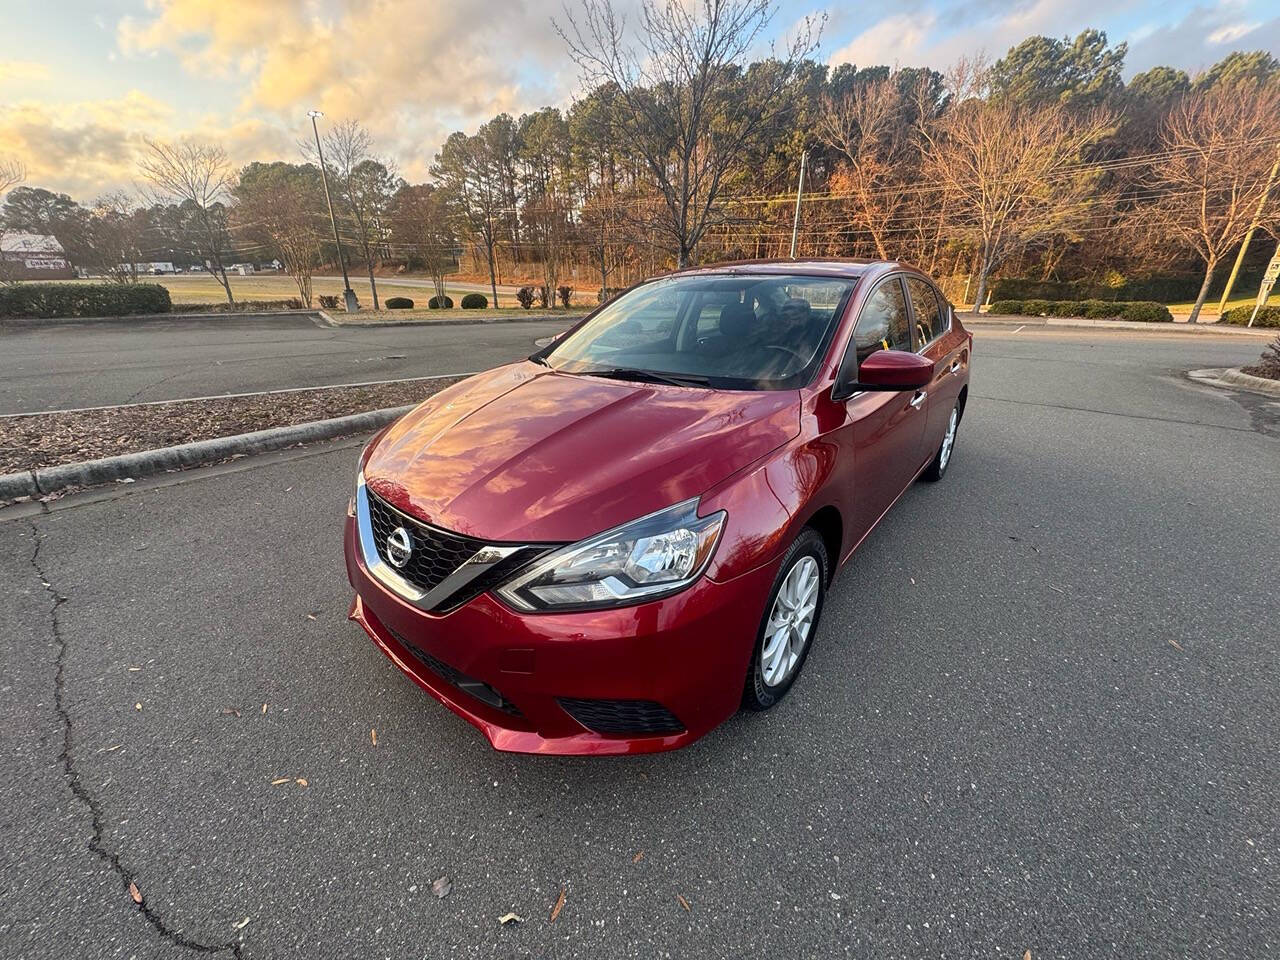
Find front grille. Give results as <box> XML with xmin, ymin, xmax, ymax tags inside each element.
<box><xmin>391</xmin><ymin>628</ymin><xmax>522</xmax><ymax>716</ymax></box>
<box><xmin>558</xmin><ymin>697</ymin><xmax>684</xmax><ymax>736</ymax></box>
<box><xmin>365</xmin><ymin>489</ymin><xmax>485</xmax><ymax>594</ymax></box>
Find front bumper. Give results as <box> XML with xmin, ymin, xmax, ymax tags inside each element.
<box><xmin>344</xmin><ymin>513</ymin><xmax>773</xmax><ymax>755</ymax></box>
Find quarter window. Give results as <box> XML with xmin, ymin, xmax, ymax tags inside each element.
<box><xmin>905</xmin><ymin>278</ymin><xmax>946</xmax><ymax>347</ymax></box>
<box><xmin>851</xmin><ymin>278</ymin><xmax>911</xmax><ymax>363</ymax></box>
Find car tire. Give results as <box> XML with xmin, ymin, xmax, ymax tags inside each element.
<box><xmin>922</xmin><ymin>402</ymin><xmax>960</xmax><ymax>482</ymax></box>
<box><xmin>743</xmin><ymin>528</ymin><xmax>829</xmax><ymax>711</ymax></box>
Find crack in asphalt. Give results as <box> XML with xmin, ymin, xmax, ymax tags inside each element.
<box><xmin>27</xmin><ymin>519</ymin><xmax>245</xmax><ymax>959</ymax></box>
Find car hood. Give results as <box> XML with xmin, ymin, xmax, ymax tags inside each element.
<box><xmin>363</xmin><ymin>362</ymin><xmax>800</xmax><ymax>543</ymax></box>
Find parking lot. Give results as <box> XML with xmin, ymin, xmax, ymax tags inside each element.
<box><xmin>2</xmin><ymin>326</ymin><xmax>1277</xmax><ymax>958</ymax></box>
<box><xmin>0</xmin><ymin>314</ymin><xmax>568</xmax><ymax>413</ymax></box>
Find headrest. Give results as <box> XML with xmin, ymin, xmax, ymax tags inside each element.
<box><xmin>780</xmin><ymin>297</ymin><xmax>811</xmax><ymax>324</ymax></box>
<box><xmin>719</xmin><ymin>301</ymin><xmax>755</xmax><ymax>338</ymax></box>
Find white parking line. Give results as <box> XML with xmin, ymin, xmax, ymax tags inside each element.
<box><xmin>1013</xmin><ymin>324</ymin><xmax>1026</xmax><ymax>334</ymax></box>
<box><xmin>0</xmin><ymin>371</ymin><xmax>481</xmax><ymax>419</ymax></box>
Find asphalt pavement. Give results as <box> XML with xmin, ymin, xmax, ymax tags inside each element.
<box><xmin>0</xmin><ymin>314</ymin><xmax>567</xmax><ymax>414</ymax></box>
<box><xmin>2</xmin><ymin>329</ymin><xmax>1277</xmax><ymax>958</ymax></box>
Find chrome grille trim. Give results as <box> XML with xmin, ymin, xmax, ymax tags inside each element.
<box><xmin>356</xmin><ymin>473</ymin><xmax>523</xmax><ymax>612</ymax></box>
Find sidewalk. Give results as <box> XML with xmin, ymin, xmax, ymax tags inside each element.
<box><xmin>971</xmin><ymin>314</ymin><xmax>1275</xmax><ymax>338</ymax></box>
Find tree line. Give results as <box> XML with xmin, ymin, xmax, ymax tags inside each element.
<box><xmin>2</xmin><ymin>0</ymin><xmax>1279</xmax><ymax>322</ymax></box>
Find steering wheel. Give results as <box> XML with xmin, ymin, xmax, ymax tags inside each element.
<box><xmin>762</xmin><ymin>343</ymin><xmax>807</xmax><ymax>372</ymax></box>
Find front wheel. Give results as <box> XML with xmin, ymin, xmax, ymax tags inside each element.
<box><xmin>743</xmin><ymin>529</ymin><xmax>828</xmax><ymax>711</ymax></box>
<box><xmin>922</xmin><ymin>403</ymin><xmax>960</xmax><ymax>482</ymax></box>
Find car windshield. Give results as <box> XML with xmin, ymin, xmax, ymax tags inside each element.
<box><xmin>538</xmin><ymin>273</ymin><xmax>858</xmax><ymax>390</ymax></box>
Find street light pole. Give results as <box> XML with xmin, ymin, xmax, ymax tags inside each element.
<box><xmin>789</xmin><ymin>150</ymin><xmax>807</xmax><ymax>260</ymax></box>
<box><xmin>308</xmin><ymin>110</ymin><xmax>358</xmax><ymax>313</ymax></box>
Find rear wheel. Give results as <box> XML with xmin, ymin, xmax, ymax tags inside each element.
<box><xmin>922</xmin><ymin>403</ymin><xmax>959</xmax><ymax>482</ymax></box>
<box><xmin>743</xmin><ymin>529</ymin><xmax>828</xmax><ymax>711</ymax></box>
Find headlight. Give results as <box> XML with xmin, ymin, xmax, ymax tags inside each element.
<box><xmin>495</xmin><ymin>499</ymin><xmax>725</xmax><ymax>612</ymax></box>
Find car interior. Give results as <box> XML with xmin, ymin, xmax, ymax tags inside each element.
<box><xmin>549</xmin><ymin>275</ymin><xmax>858</xmax><ymax>389</ymax></box>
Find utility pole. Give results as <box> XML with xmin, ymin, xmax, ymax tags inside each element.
<box><xmin>789</xmin><ymin>150</ymin><xmax>807</xmax><ymax>260</ymax></box>
<box><xmin>308</xmin><ymin>110</ymin><xmax>358</xmax><ymax>313</ymax></box>
<box><xmin>1216</xmin><ymin>147</ymin><xmax>1280</xmax><ymax>317</ymax></box>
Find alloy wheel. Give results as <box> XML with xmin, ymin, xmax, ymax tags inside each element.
<box><xmin>761</xmin><ymin>555</ymin><xmax>820</xmax><ymax>687</ymax></box>
<box><xmin>939</xmin><ymin>407</ymin><xmax>958</xmax><ymax>470</ymax></box>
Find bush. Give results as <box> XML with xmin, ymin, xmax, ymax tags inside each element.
<box><xmin>516</xmin><ymin>286</ymin><xmax>536</xmax><ymax>309</ymax></box>
<box><xmin>1220</xmin><ymin>305</ymin><xmax>1280</xmax><ymax>328</ymax></box>
<box><xmin>990</xmin><ymin>299</ymin><xmax>1173</xmax><ymax>322</ymax></box>
<box><xmin>427</xmin><ymin>295</ymin><xmax>453</xmax><ymax>309</ymax></box>
<box><xmin>0</xmin><ymin>282</ymin><xmax>172</xmax><ymax>319</ymax></box>
<box><xmin>557</xmin><ymin>285</ymin><xmax>572</xmax><ymax>308</ymax></box>
<box><xmin>385</xmin><ymin>296</ymin><xmax>414</xmax><ymax>310</ymax></box>
<box><xmin>992</xmin><ymin>275</ymin><xmax>1203</xmax><ymax>303</ymax></box>
<box><xmin>171</xmin><ymin>299</ymin><xmax>303</xmax><ymax>313</ymax></box>
<box><xmin>460</xmin><ymin>292</ymin><xmax>488</xmax><ymax>309</ymax></box>
<box><xmin>317</xmin><ymin>294</ymin><xmax>340</xmax><ymax>309</ymax></box>
<box><xmin>597</xmin><ymin>287</ymin><xmax>625</xmax><ymax>303</ymax></box>
<box><xmin>1242</xmin><ymin>335</ymin><xmax>1280</xmax><ymax>380</ymax></box>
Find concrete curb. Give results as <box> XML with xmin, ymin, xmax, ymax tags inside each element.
<box><xmin>970</xmin><ymin>316</ymin><xmax>1275</xmax><ymax>337</ymax></box>
<box><xmin>0</xmin><ymin>404</ymin><xmax>413</xmax><ymax>502</ymax></box>
<box><xmin>1220</xmin><ymin>367</ymin><xmax>1280</xmax><ymax>397</ymax></box>
<box><xmin>324</xmin><ymin>311</ymin><xmax>586</xmax><ymax>328</ymax></box>
<box><xmin>1187</xmin><ymin>367</ymin><xmax>1280</xmax><ymax>398</ymax></box>
<box><xmin>0</xmin><ymin>309</ymin><xmax>321</xmax><ymax>328</ymax></box>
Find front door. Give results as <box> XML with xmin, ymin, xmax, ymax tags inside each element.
<box><xmin>838</xmin><ymin>276</ymin><xmax>929</xmax><ymax>547</ymax></box>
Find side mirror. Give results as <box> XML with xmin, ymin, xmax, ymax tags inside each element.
<box><xmin>834</xmin><ymin>349</ymin><xmax>933</xmax><ymax>399</ymax></box>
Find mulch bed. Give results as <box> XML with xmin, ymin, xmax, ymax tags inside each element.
<box><xmin>0</xmin><ymin>377</ymin><xmax>460</xmax><ymax>475</ymax></box>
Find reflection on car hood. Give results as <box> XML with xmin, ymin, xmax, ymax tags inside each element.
<box><xmin>363</xmin><ymin>362</ymin><xmax>800</xmax><ymax>543</ymax></box>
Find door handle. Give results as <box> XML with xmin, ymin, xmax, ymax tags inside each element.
<box><xmin>949</xmin><ymin>360</ymin><xmax>961</xmax><ymax>375</ymax></box>
<box><xmin>909</xmin><ymin>390</ymin><xmax>927</xmax><ymax>410</ymax></box>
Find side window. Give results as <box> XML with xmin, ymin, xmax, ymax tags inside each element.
<box><xmin>851</xmin><ymin>278</ymin><xmax>911</xmax><ymax>364</ymax></box>
<box><xmin>905</xmin><ymin>278</ymin><xmax>945</xmax><ymax>347</ymax></box>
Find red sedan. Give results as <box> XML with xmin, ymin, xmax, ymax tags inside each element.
<box><xmin>345</xmin><ymin>260</ymin><xmax>971</xmax><ymax>754</ymax></box>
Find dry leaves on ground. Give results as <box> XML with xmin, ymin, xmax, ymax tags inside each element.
<box><xmin>677</xmin><ymin>894</ymin><xmax>691</xmax><ymax>912</ymax></box>
<box><xmin>128</xmin><ymin>882</ymin><xmax>143</xmax><ymax>905</ymax></box>
<box><xmin>431</xmin><ymin>876</ymin><xmax>452</xmax><ymax>899</ymax></box>
<box><xmin>498</xmin><ymin>912</ymin><xmax>524</xmax><ymax>925</ymax></box>
<box><xmin>549</xmin><ymin>887</ymin><xmax>566</xmax><ymax>923</ymax></box>
<box><xmin>0</xmin><ymin>377</ymin><xmax>462</xmax><ymax>474</ymax></box>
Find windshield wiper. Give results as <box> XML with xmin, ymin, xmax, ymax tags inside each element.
<box><xmin>528</xmin><ymin>354</ymin><xmax>552</xmax><ymax>367</ymax></box>
<box><xmin>578</xmin><ymin>367</ymin><xmax>711</xmax><ymax>388</ymax></box>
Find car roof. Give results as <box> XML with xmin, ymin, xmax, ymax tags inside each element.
<box><xmin>667</xmin><ymin>258</ymin><xmax>916</xmax><ymax>281</ymax></box>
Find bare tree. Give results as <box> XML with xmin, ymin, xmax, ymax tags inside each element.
<box><xmin>90</xmin><ymin>192</ymin><xmax>147</xmax><ymax>284</ymax></box>
<box><xmin>390</xmin><ymin>184</ymin><xmax>457</xmax><ymax>304</ymax></box>
<box><xmin>139</xmin><ymin>139</ymin><xmax>236</xmax><ymax>303</ymax></box>
<box><xmin>920</xmin><ymin>97</ymin><xmax>1115</xmax><ymax>313</ymax></box>
<box><xmin>232</xmin><ymin>162</ymin><xmax>329</xmax><ymax>306</ymax></box>
<box><xmin>818</xmin><ymin>76</ymin><xmax>912</xmax><ymax>259</ymax></box>
<box><xmin>309</xmin><ymin>120</ymin><xmax>399</xmax><ymax>310</ymax></box>
<box><xmin>0</xmin><ymin>156</ymin><xmax>25</xmax><ymax>200</ymax></box>
<box><xmin>580</xmin><ymin>184</ymin><xmax>633</xmax><ymax>300</ymax></box>
<box><xmin>1142</xmin><ymin>82</ymin><xmax>1280</xmax><ymax>322</ymax></box>
<box><xmin>557</xmin><ymin>0</ymin><xmax>822</xmax><ymax>267</ymax></box>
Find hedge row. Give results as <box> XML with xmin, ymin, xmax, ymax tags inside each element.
<box><xmin>0</xmin><ymin>282</ymin><xmax>172</xmax><ymax>319</ymax></box>
<box><xmin>171</xmin><ymin>299</ymin><xmax>303</xmax><ymax>313</ymax></box>
<box><xmin>990</xmin><ymin>299</ymin><xmax>1173</xmax><ymax>323</ymax></box>
<box><xmin>991</xmin><ymin>276</ymin><xmax>1202</xmax><ymax>303</ymax></box>
<box><xmin>1219</xmin><ymin>305</ymin><xmax>1280</xmax><ymax>329</ymax></box>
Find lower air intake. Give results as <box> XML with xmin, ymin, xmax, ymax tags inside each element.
<box><xmin>557</xmin><ymin>697</ymin><xmax>684</xmax><ymax>736</ymax></box>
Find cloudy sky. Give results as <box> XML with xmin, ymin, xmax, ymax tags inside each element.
<box><xmin>1</xmin><ymin>0</ymin><xmax>1276</xmax><ymax>199</ymax></box>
